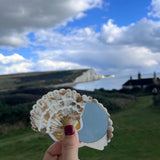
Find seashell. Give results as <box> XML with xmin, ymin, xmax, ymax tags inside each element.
<box><xmin>30</xmin><ymin>89</ymin><xmax>113</xmax><ymax>150</ymax></box>
<box><xmin>30</xmin><ymin>89</ymin><xmax>85</xmax><ymax>141</ymax></box>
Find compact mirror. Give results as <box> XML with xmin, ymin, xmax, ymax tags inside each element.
<box><xmin>78</xmin><ymin>102</ymin><xmax>108</xmax><ymax>143</ymax></box>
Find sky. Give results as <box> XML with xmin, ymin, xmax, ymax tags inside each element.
<box><xmin>0</xmin><ymin>0</ymin><xmax>160</xmax><ymax>76</ymax></box>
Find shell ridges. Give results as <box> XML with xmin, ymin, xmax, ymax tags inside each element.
<box><xmin>30</xmin><ymin>89</ymin><xmax>86</xmax><ymax>138</ymax></box>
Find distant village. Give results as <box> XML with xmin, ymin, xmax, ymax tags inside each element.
<box><xmin>122</xmin><ymin>72</ymin><xmax>160</xmax><ymax>90</ymax></box>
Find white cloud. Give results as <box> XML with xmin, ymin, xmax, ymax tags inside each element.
<box><xmin>148</xmin><ymin>0</ymin><xmax>160</xmax><ymax>18</ymax></box>
<box><xmin>0</xmin><ymin>0</ymin><xmax>102</xmax><ymax>47</ymax></box>
<box><xmin>101</xmin><ymin>19</ymin><xmax>126</xmax><ymax>43</ymax></box>
<box><xmin>0</xmin><ymin>53</ymin><xmax>33</xmax><ymax>74</ymax></box>
<box><xmin>75</xmin><ymin>12</ymin><xmax>87</xmax><ymax>19</ymax></box>
<box><xmin>33</xmin><ymin>18</ymin><xmax>160</xmax><ymax>75</ymax></box>
<box><xmin>0</xmin><ymin>53</ymin><xmax>90</xmax><ymax>75</ymax></box>
<box><xmin>36</xmin><ymin>59</ymin><xmax>89</xmax><ymax>71</ymax></box>
<box><xmin>0</xmin><ymin>53</ymin><xmax>25</xmax><ymax>64</ymax></box>
<box><xmin>101</xmin><ymin>18</ymin><xmax>160</xmax><ymax>50</ymax></box>
<box><xmin>3</xmin><ymin>62</ymin><xmax>33</xmax><ymax>74</ymax></box>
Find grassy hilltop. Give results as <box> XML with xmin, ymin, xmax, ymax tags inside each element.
<box><xmin>0</xmin><ymin>69</ymin><xmax>160</xmax><ymax>160</ymax></box>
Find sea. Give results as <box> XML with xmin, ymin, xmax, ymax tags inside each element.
<box><xmin>74</xmin><ymin>72</ymin><xmax>160</xmax><ymax>91</ymax></box>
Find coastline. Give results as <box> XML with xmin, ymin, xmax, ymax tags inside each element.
<box><xmin>54</xmin><ymin>75</ymin><xmax>114</xmax><ymax>89</ymax></box>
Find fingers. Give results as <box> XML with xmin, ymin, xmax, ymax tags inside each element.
<box><xmin>62</xmin><ymin>125</ymin><xmax>79</xmax><ymax>160</ymax></box>
<box><xmin>43</xmin><ymin>141</ymin><xmax>62</xmax><ymax>160</ymax></box>
<box><xmin>43</xmin><ymin>125</ymin><xmax>79</xmax><ymax>160</ymax></box>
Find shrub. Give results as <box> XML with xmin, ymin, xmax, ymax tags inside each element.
<box><xmin>0</xmin><ymin>101</ymin><xmax>33</xmax><ymax>125</ymax></box>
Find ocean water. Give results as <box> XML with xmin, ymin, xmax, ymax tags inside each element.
<box><xmin>74</xmin><ymin>72</ymin><xmax>160</xmax><ymax>91</ymax></box>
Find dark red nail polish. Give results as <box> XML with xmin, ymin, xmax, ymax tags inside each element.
<box><xmin>64</xmin><ymin>125</ymin><xmax>75</xmax><ymax>135</ymax></box>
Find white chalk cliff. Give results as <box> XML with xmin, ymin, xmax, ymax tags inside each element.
<box><xmin>74</xmin><ymin>69</ymin><xmax>105</xmax><ymax>83</ymax></box>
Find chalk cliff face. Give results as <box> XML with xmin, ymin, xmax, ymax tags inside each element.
<box><xmin>74</xmin><ymin>69</ymin><xmax>105</xmax><ymax>83</ymax></box>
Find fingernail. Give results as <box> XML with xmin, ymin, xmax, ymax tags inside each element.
<box><xmin>64</xmin><ymin>125</ymin><xmax>75</xmax><ymax>135</ymax></box>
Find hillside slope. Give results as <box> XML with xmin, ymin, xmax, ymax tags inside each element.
<box><xmin>0</xmin><ymin>69</ymin><xmax>87</xmax><ymax>93</ymax></box>
<box><xmin>0</xmin><ymin>69</ymin><xmax>105</xmax><ymax>105</ymax></box>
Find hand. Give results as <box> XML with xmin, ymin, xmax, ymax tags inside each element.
<box><xmin>43</xmin><ymin>125</ymin><xmax>79</xmax><ymax>160</ymax></box>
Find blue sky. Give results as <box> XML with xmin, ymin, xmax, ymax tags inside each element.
<box><xmin>0</xmin><ymin>0</ymin><xmax>160</xmax><ymax>76</ymax></box>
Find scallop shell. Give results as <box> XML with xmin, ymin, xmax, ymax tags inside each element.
<box><xmin>30</xmin><ymin>89</ymin><xmax>113</xmax><ymax>150</ymax></box>
<box><xmin>30</xmin><ymin>89</ymin><xmax>85</xmax><ymax>141</ymax></box>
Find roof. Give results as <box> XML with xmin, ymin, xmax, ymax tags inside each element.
<box><xmin>123</xmin><ymin>78</ymin><xmax>155</xmax><ymax>86</ymax></box>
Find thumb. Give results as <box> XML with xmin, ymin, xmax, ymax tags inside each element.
<box><xmin>62</xmin><ymin>125</ymin><xmax>79</xmax><ymax>160</ymax></box>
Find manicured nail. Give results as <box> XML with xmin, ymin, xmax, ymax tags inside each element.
<box><xmin>64</xmin><ymin>125</ymin><xmax>75</xmax><ymax>135</ymax></box>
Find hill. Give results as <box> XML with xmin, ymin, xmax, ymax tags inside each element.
<box><xmin>0</xmin><ymin>69</ymin><xmax>88</xmax><ymax>92</ymax></box>
<box><xmin>0</xmin><ymin>68</ymin><xmax>106</xmax><ymax>105</ymax></box>
<box><xmin>0</xmin><ymin>69</ymin><xmax>86</xmax><ymax>105</ymax></box>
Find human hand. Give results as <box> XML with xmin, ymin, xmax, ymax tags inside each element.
<box><xmin>43</xmin><ymin>125</ymin><xmax>79</xmax><ymax>160</ymax></box>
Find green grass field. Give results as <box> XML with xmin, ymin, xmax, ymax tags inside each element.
<box><xmin>0</xmin><ymin>95</ymin><xmax>160</xmax><ymax>160</ymax></box>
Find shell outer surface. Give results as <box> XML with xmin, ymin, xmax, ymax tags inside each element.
<box><xmin>30</xmin><ymin>89</ymin><xmax>86</xmax><ymax>139</ymax></box>
<box><xmin>30</xmin><ymin>89</ymin><xmax>114</xmax><ymax>150</ymax></box>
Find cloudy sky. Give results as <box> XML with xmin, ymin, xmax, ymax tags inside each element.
<box><xmin>0</xmin><ymin>0</ymin><xmax>160</xmax><ymax>76</ymax></box>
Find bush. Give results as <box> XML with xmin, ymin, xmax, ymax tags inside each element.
<box><xmin>78</xmin><ymin>89</ymin><xmax>135</xmax><ymax>112</ymax></box>
<box><xmin>0</xmin><ymin>101</ymin><xmax>33</xmax><ymax>125</ymax></box>
<box><xmin>0</xmin><ymin>88</ymin><xmax>135</xmax><ymax>126</ymax></box>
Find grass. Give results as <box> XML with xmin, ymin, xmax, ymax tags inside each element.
<box><xmin>0</xmin><ymin>129</ymin><xmax>51</xmax><ymax>160</ymax></box>
<box><xmin>0</xmin><ymin>95</ymin><xmax>160</xmax><ymax>160</ymax></box>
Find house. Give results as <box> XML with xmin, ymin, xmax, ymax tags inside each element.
<box><xmin>122</xmin><ymin>72</ymin><xmax>160</xmax><ymax>89</ymax></box>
